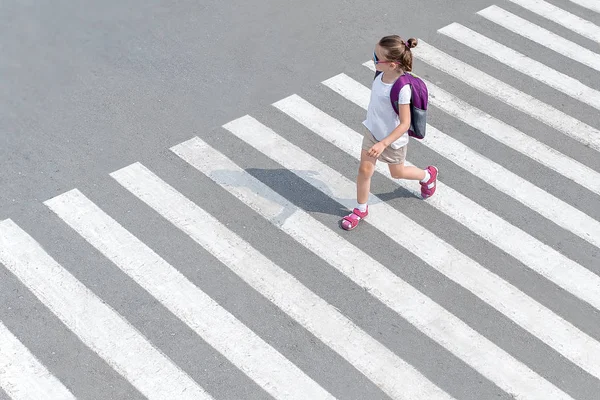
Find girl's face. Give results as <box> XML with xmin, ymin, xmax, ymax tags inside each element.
<box><xmin>373</xmin><ymin>44</ymin><xmax>397</xmax><ymax>72</ymax></box>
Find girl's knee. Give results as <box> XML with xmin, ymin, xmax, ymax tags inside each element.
<box><xmin>358</xmin><ymin>163</ymin><xmax>375</xmax><ymax>178</ymax></box>
<box><xmin>389</xmin><ymin>165</ymin><xmax>405</xmax><ymax>179</ymax></box>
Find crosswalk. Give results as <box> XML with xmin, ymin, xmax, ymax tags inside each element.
<box><xmin>0</xmin><ymin>321</ymin><xmax>75</xmax><ymax>400</ymax></box>
<box><xmin>1</xmin><ymin>1</ymin><xmax>599</xmax><ymax>399</ymax></box>
<box><xmin>506</xmin><ymin>0</ymin><xmax>600</xmax><ymax>42</ymax></box>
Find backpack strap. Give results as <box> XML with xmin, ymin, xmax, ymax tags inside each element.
<box><xmin>373</xmin><ymin>71</ymin><xmax>412</xmax><ymax>115</ymax></box>
<box><xmin>389</xmin><ymin>73</ymin><xmax>412</xmax><ymax>115</ymax></box>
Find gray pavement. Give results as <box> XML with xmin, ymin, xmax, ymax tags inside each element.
<box><xmin>1</xmin><ymin>0</ymin><xmax>600</xmax><ymax>399</ymax></box>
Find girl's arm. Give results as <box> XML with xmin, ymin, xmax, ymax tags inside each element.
<box><xmin>367</xmin><ymin>103</ymin><xmax>411</xmax><ymax>158</ymax></box>
<box><xmin>382</xmin><ymin>103</ymin><xmax>411</xmax><ymax>147</ymax></box>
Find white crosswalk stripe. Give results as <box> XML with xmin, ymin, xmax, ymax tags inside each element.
<box><xmin>0</xmin><ymin>219</ymin><xmax>211</xmax><ymax>400</ymax></box>
<box><xmin>569</xmin><ymin>0</ymin><xmax>600</xmax><ymax>13</ymax></box>
<box><xmin>478</xmin><ymin>6</ymin><xmax>600</xmax><ymax>72</ymax></box>
<box><xmin>110</xmin><ymin>162</ymin><xmax>451</xmax><ymax>400</ymax></box>
<box><xmin>0</xmin><ymin>321</ymin><xmax>75</xmax><ymax>400</ymax></box>
<box><xmin>507</xmin><ymin>0</ymin><xmax>600</xmax><ymax>43</ymax></box>
<box><xmin>172</xmin><ymin>136</ymin><xmax>575</xmax><ymax>400</ymax></box>
<box><xmin>273</xmin><ymin>92</ymin><xmax>600</xmax><ymax>312</ymax></box>
<box><xmin>45</xmin><ymin>188</ymin><xmax>332</xmax><ymax>400</ymax></box>
<box><xmin>2</xmin><ymin>3</ymin><xmax>600</xmax><ymax>398</ymax></box>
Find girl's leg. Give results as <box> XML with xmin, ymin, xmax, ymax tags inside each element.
<box><xmin>388</xmin><ymin>162</ymin><xmax>439</xmax><ymax>199</ymax></box>
<box><xmin>357</xmin><ymin>150</ymin><xmax>377</xmax><ymax>205</ymax></box>
<box><xmin>341</xmin><ymin>150</ymin><xmax>376</xmax><ymax>230</ymax></box>
<box><xmin>387</xmin><ymin>163</ymin><xmax>426</xmax><ymax>180</ymax></box>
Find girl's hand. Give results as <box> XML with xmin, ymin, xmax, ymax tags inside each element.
<box><xmin>368</xmin><ymin>142</ymin><xmax>387</xmax><ymax>158</ymax></box>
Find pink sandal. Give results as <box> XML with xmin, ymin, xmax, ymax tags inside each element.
<box><xmin>421</xmin><ymin>166</ymin><xmax>438</xmax><ymax>199</ymax></box>
<box><xmin>341</xmin><ymin>207</ymin><xmax>369</xmax><ymax>231</ymax></box>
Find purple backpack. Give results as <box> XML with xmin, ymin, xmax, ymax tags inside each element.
<box><xmin>375</xmin><ymin>71</ymin><xmax>428</xmax><ymax>139</ymax></box>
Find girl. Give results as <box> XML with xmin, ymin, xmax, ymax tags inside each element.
<box><xmin>341</xmin><ymin>35</ymin><xmax>438</xmax><ymax>231</ymax></box>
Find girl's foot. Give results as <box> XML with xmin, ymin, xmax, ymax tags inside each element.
<box><xmin>420</xmin><ymin>166</ymin><xmax>438</xmax><ymax>199</ymax></box>
<box><xmin>341</xmin><ymin>207</ymin><xmax>369</xmax><ymax>230</ymax></box>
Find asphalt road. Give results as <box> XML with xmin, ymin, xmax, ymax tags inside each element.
<box><xmin>1</xmin><ymin>0</ymin><xmax>600</xmax><ymax>399</ymax></box>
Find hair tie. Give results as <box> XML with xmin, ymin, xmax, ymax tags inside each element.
<box><xmin>404</xmin><ymin>41</ymin><xmax>410</xmax><ymax>50</ymax></box>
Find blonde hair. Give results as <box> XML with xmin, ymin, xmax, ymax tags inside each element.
<box><xmin>378</xmin><ymin>35</ymin><xmax>418</xmax><ymax>72</ymax></box>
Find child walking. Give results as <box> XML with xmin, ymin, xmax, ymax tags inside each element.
<box><xmin>341</xmin><ymin>35</ymin><xmax>438</xmax><ymax>231</ymax></box>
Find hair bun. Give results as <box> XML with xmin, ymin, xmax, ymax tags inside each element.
<box><xmin>407</xmin><ymin>38</ymin><xmax>418</xmax><ymax>48</ymax></box>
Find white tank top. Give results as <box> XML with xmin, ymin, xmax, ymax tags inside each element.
<box><xmin>362</xmin><ymin>73</ymin><xmax>411</xmax><ymax>149</ymax></box>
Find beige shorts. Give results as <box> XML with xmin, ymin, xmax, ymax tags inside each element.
<box><xmin>361</xmin><ymin>129</ymin><xmax>407</xmax><ymax>164</ymax></box>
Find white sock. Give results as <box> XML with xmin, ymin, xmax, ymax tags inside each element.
<box><xmin>357</xmin><ymin>202</ymin><xmax>368</xmax><ymax>212</ymax></box>
<box><xmin>420</xmin><ymin>169</ymin><xmax>430</xmax><ymax>183</ymax></box>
